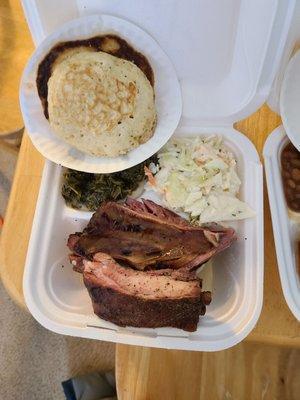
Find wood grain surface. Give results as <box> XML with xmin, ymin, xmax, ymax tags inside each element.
<box><xmin>0</xmin><ymin>134</ymin><xmax>44</xmax><ymax>308</ymax></box>
<box><xmin>0</xmin><ymin>0</ymin><xmax>34</xmax><ymax>134</ymax></box>
<box><xmin>116</xmin><ymin>342</ymin><xmax>300</xmax><ymax>400</ymax></box>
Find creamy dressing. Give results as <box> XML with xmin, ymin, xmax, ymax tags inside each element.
<box><xmin>147</xmin><ymin>135</ymin><xmax>255</xmax><ymax>223</ymax></box>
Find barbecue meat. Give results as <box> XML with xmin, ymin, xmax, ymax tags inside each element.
<box><xmin>68</xmin><ymin>198</ymin><xmax>236</xmax><ymax>271</ymax></box>
<box><xmin>68</xmin><ymin>199</ymin><xmax>235</xmax><ymax>331</ymax></box>
<box><xmin>83</xmin><ymin>253</ymin><xmax>211</xmax><ymax>331</ymax></box>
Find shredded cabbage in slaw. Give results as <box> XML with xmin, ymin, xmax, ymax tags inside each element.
<box><xmin>147</xmin><ymin>135</ymin><xmax>255</xmax><ymax>223</ymax></box>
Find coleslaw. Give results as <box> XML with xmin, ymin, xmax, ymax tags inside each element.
<box><xmin>146</xmin><ymin>135</ymin><xmax>255</xmax><ymax>223</ymax></box>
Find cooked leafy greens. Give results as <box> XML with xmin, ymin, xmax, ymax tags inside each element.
<box><xmin>61</xmin><ymin>156</ymin><xmax>157</xmax><ymax>211</ymax></box>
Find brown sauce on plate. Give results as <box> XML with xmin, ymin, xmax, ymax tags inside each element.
<box><xmin>281</xmin><ymin>141</ymin><xmax>300</xmax><ymax>212</ymax></box>
<box><xmin>36</xmin><ymin>34</ymin><xmax>154</xmax><ymax>119</ymax></box>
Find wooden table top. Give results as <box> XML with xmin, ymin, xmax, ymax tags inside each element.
<box><xmin>0</xmin><ymin>0</ymin><xmax>34</xmax><ymax>135</ymax></box>
<box><xmin>115</xmin><ymin>341</ymin><xmax>300</xmax><ymax>400</ymax></box>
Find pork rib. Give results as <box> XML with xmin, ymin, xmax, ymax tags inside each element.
<box><xmin>83</xmin><ymin>253</ymin><xmax>211</xmax><ymax>331</ymax></box>
<box><xmin>68</xmin><ymin>198</ymin><xmax>236</xmax><ymax>271</ymax></box>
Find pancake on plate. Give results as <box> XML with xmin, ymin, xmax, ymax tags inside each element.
<box><xmin>36</xmin><ymin>35</ymin><xmax>156</xmax><ymax>157</ymax></box>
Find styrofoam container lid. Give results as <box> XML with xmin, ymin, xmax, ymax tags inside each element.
<box><xmin>267</xmin><ymin>0</ymin><xmax>300</xmax><ymax>113</ymax></box>
<box><xmin>21</xmin><ymin>0</ymin><xmax>296</xmax><ymax>126</ymax></box>
<box><xmin>280</xmin><ymin>49</ymin><xmax>300</xmax><ymax>152</ymax></box>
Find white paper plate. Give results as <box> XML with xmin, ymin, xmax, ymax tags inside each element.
<box><xmin>280</xmin><ymin>49</ymin><xmax>300</xmax><ymax>152</ymax></box>
<box><xmin>20</xmin><ymin>14</ymin><xmax>182</xmax><ymax>173</ymax></box>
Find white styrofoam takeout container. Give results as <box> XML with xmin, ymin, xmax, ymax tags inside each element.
<box><xmin>263</xmin><ymin>5</ymin><xmax>300</xmax><ymax>321</ymax></box>
<box><xmin>264</xmin><ymin>127</ymin><xmax>300</xmax><ymax>321</ymax></box>
<box><xmin>24</xmin><ymin>127</ymin><xmax>262</xmax><ymax>352</ymax></box>
<box><xmin>22</xmin><ymin>0</ymin><xmax>296</xmax><ymax>350</ymax></box>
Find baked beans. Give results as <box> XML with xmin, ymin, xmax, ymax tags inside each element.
<box><xmin>281</xmin><ymin>141</ymin><xmax>300</xmax><ymax>212</ymax></box>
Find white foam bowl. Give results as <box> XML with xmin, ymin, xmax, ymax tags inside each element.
<box><xmin>264</xmin><ymin>126</ymin><xmax>300</xmax><ymax>321</ymax></box>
